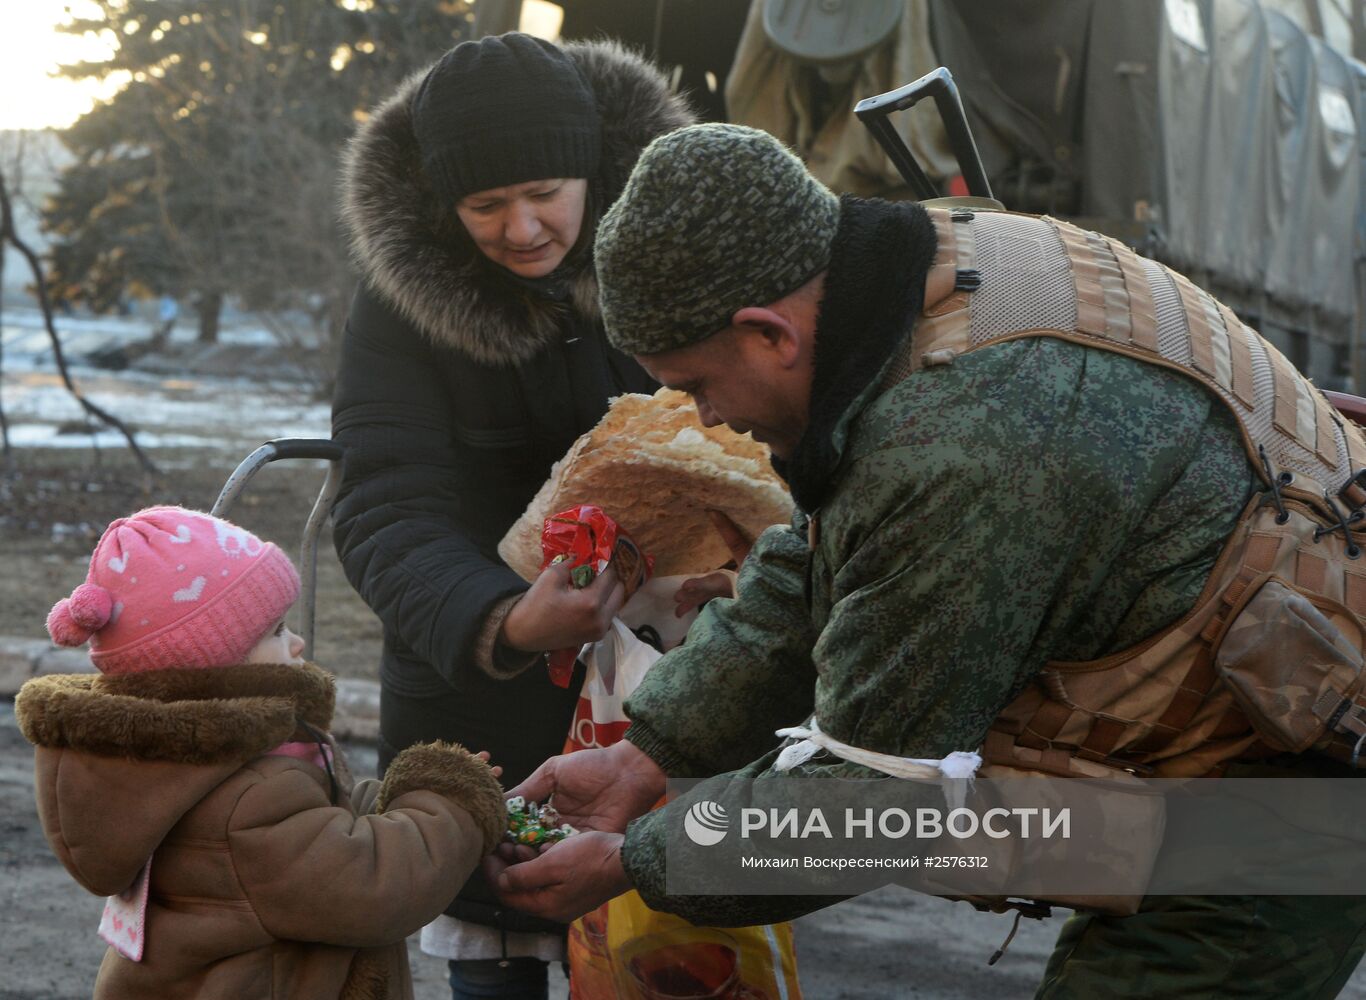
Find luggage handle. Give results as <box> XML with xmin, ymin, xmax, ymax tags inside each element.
<box><xmin>211</xmin><ymin>438</ymin><xmax>345</xmax><ymax>660</ymax></box>
<box><xmin>854</xmin><ymin>66</ymin><xmax>994</xmax><ymax>202</ymax></box>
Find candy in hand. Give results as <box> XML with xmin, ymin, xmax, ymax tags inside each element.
<box><xmin>505</xmin><ymin>796</ymin><xmax>577</xmax><ymax>846</ymax></box>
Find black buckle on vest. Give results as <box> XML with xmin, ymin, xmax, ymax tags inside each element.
<box><xmin>954</xmin><ymin>268</ymin><xmax>982</xmax><ymax>292</ymax></box>
<box><xmin>1258</xmin><ymin>445</ymin><xmax>1292</xmax><ymax>524</ymax></box>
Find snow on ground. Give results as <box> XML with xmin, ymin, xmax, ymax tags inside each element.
<box><xmin>2</xmin><ymin>303</ymin><xmax>297</xmax><ymax>349</ymax></box>
<box><xmin>2</xmin><ymin>309</ymin><xmax>329</xmax><ymax>452</ymax></box>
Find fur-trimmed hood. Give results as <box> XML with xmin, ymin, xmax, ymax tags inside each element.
<box><xmin>17</xmin><ymin>661</ymin><xmax>335</xmax><ymax>761</ymax></box>
<box><xmin>339</xmin><ymin>39</ymin><xmax>693</xmax><ymax>367</ymax></box>
<box><xmin>16</xmin><ymin>662</ymin><xmax>336</xmax><ymax>893</ymax></box>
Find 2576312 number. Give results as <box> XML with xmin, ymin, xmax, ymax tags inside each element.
<box><xmin>922</xmin><ymin>856</ymin><xmax>990</xmax><ymax>868</ymax></box>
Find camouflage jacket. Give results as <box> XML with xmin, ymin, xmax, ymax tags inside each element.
<box><xmin>618</xmin><ymin>198</ymin><xmax>1260</xmax><ymax>926</ymax></box>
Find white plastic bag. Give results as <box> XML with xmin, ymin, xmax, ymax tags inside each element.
<box><xmin>568</xmin><ymin>619</ymin><xmax>660</xmax><ymax>750</ymax></box>
<box><xmin>566</xmin><ymin>575</ymin><xmax>719</xmax><ymax>750</ymax></box>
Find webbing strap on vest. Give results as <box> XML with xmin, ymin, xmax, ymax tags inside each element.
<box><xmin>912</xmin><ymin>207</ymin><xmax>1366</xmax><ymax>777</ymax></box>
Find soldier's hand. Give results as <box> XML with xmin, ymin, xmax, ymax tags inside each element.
<box><xmin>486</xmin><ymin>831</ymin><xmax>630</xmax><ymax>923</ymax></box>
<box><xmin>510</xmin><ymin>741</ymin><xmax>665</xmax><ymax>834</ymax></box>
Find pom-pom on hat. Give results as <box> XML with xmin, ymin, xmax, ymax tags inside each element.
<box><xmin>410</xmin><ymin>32</ymin><xmax>602</xmax><ymax>205</ymax></box>
<box><xmin>46</xmin><ymin>506</ymin><xmax>300</xmax><ymax>675</ymax></box>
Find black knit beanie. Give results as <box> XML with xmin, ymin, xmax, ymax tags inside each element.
<box><xmin>411</xmin><ymin>32</ymin><xmax>602</xmax><ymax>205</ymax></box>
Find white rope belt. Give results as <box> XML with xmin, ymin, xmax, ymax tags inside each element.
<box><xmin>773</xmin><ymin>718</ymin><xmax>982</xmax><ymax>808</ymax></box>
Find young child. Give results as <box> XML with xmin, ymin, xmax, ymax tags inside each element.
<box><xmin>16</xmin><ymin>506</ymin><xmax>506</xmax><ymax>1000</ymax></box>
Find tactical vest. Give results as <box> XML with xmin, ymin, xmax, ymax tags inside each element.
<box><xmin>910</xmin><ymin>207</ymin><xmax>1366</xmax><ymax>784</ymax></box>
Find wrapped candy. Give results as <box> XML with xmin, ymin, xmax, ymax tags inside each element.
<box><xmin>505</xmin><ymin>796</ymin><xmax>578</xmax><ymax>846</ymax></box>
<box><xmin>540</xmin><ymin>504</ymin><xmax>653</xmax><ymax>687</ymax></box>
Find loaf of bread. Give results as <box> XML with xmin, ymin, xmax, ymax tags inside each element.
<box><xmin>497</xmin><ymin>389</ymin><xmax>794</xmax><ymax>579</ymax></box>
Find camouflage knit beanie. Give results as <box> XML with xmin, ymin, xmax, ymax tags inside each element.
<box><xmin>596</xmin><ymin>124</ymin><xmax>841</xmax><ymax>355</ymax></box>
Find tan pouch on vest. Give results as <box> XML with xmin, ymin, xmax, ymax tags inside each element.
<box><xmin>1215</xmin><ymin>576</ymin><xmax>1366</xmax><ymax>754</ymax></box>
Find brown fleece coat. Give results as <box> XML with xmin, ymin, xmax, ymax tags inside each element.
<box><xmin>16</xmin><ymin>662</ymin><xmax>506</xmax><ymax>1000</ymax></box>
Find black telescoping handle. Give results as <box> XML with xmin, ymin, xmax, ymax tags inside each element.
<box><xmin>854</xmin><ymin>66</ymin><xmax>993</xmax><ymax>201</ymax></box>
<box><xmin>264</xmin><ymin>438</ymin><xmax>345</xmax><ymax>462</ymax></box>
<box><xmin>212</xmin><ymin>439</ymin><xmax>344</xmax><ymax>519</ymax></box>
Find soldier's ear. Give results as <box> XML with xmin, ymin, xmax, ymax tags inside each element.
<box><xmin>731</xmin><ymin>306</ymin><xmax>802</xmax><ymax>368</ymax></box>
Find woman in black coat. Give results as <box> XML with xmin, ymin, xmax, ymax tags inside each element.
<box><xmin>332</xmin><ymin>32</ymin><xmax>691</xmax><ymax>1000</ymax></box>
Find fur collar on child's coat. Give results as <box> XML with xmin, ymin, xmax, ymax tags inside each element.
<box><xmin>17</xmin><ymin>660</ymin><xmax>335</xmax><ymax>764</ymax></box>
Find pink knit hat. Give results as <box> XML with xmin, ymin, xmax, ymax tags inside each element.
<box><xmin>46</xmin><ymin>506</ymin><xmax>301</xmax><ymax>675</ymax></box>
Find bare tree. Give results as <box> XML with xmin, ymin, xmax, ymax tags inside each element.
<box><xmin>0</xmin><ymin>149</ymin><xmax>9</xmax><ymax>471</ymax></box>
<box><xmin>0</xmin><ymin>165</ymin><xmax>157</xmax><ymax>476</ymax></box>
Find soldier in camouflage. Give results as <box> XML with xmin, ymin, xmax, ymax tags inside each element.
<box><xmin>488</xmin><ymin>124</ymin><xmax>1366</xmax><ymax>998</ymax></box>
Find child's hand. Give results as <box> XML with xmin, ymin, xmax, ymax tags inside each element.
<box><xmin>673</xmin><ymin>572</ymin><xmax>735</xmax><ymax>618</ymax></box>
<box><xmin>672</xmin><ymin>510</ymin><xmax>750</xmax><ymax>618</ymax></box>
<box><xmin>705</xmin><ymin>509</ymin><xmax>753</xmax><ymax>567</ymax></box>
<box><xmin>474</xmin><ymin>750</ymin><xmax>503</xmax><ymax>780</ymax></box>
<box><xmin>494</xmin><ymin>841</ymin><xmax>540</xmax><ymax>865</ymax></box>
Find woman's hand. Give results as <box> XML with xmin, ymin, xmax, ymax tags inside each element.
<box><xmin>500</xmin><ymin>562</ymin><xmax>626</xmax><ymax>653</ymax></box>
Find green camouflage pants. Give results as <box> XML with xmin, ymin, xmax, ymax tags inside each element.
<box><xmin>1038</xmin><ymin>756</ymin><xmax>1366</xmax><ymax>997</ymax></box>
<box><xmin>1036</xmin><ymin>894</ymin><xmax>1366</xmax><ymax>999</ymax></box>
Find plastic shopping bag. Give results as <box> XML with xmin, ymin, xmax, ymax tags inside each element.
<box><xmin>563</xmin><ymin>611</ymin><xmax>802</xmax><ymax>999</ymax></box>
<box><xmin>563</xmin><ymin>578</ymin><xmax>709</xmax><ymax>751</ymax></box>
<box><xmin>566</xmin><ymin>618</ymin><xmax>661</xmax><ymax>750</ymax></box>
<box><xmin>570</xmin><ymin>890</ymin><xmax>801</xmax><ymax>1000</ymax></box>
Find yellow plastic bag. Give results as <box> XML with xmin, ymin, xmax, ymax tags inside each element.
<box><xmin>568</xmin><ymin>891</ymin><xmax>801</xmax><ymax>999</ymax></box>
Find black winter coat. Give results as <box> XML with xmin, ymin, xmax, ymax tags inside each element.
<box><xmin>332</xmin><ymin>40</ymin><xmax>690</xmax><ymax>932</ymax></box>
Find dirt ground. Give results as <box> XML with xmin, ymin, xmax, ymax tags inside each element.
<box><xmin>0</xmin><ymin>445</ymin><xmax>382</xmax><ymax>678</ymax></box>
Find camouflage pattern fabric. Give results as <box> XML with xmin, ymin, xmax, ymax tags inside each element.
<box><xmin>623</xmin><ymin>336</ymin><xmax>1260</xmax><ymax>921</ymax></box>
<box><xmin>617</xmin><ymin>335</ymin><xmax>1366</xmax><ymax>987</ymax></box>
<box><xmin>1037</xmin><ymin>756</ymin><xmax>1366</xmax><ymax>999</ymax></box>
<box><xmin>625</xmin><ymin>336</ymin><xmax>1258</xmax><ymax>779</ymax></box>
<box><xmin>1038</xmin><ymin>893</ymin><xmax>1366</xmax><ymax>999</ymax></box>
<box><xmin>596</xmin><ymin>124</ymin><xmax>841</xmax><ymax>355</ymax></box>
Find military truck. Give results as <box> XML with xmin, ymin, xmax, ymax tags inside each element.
<box><xmin>479</xmin><ymin>0</ymin><xmax>1366</xmax><ymax>391</ymax></box>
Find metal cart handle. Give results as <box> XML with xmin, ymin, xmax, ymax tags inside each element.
<box><xmin>211</xmin><ymin>438</ymin><xmax>345</xmax><ymax>660</ymax></box>
<box><xmin>854</xmin><ymin>66</ymin><xmax>994</xmax><ymax>201</ymax></box>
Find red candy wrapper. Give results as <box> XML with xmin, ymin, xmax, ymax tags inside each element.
<box><xmin>540</xmin><ymin>504</ymin><xmax>653</xmax><ymax>687</ymax></box>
